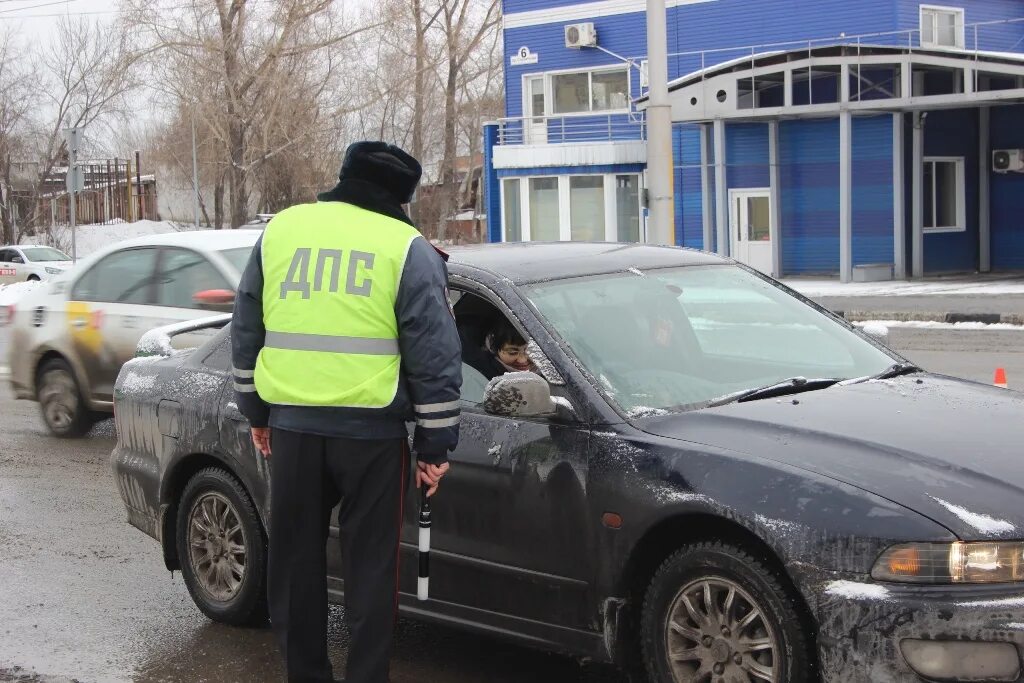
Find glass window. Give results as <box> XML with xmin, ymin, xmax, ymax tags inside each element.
<box><xmin>552</xmin><ymin>72</ymin><xmax>589</xmax><ymax>114</ymax></box>
<box><xmin>503</xmin><ymin>178</ymin><xmax>522</xmax><ymax>241</ymax></box>
<box><xmin>923</xmin><ymin>158</ymin><xmax>964</xmax><ymax>231</ymax></box>
<box><xmin>21</xmin><ymin>247</ymin><xmax>70</xmax><ymax>262</ymax></box>
<box><xmin>747</xmin><ymin>196</ymin><xmax>771</xmax><ymax>241</ymax></box>
<box><xmin>0</xmin><ymin>249</ymin><xmax>11</xmax><ymax>263</ymax></box>
<box><xmin>157</xmin><ymin>248</ymin><xmax>232</xmax><ymax>309</ymax></box>
<box><xmin>591</xmin><ymin>70</ymin><xmax>629</xmax><ymax>111</ymax></box>
<box><xmin>529</xmin><ymin>178</ymin><xmax>560</xmax><ymax>241</ymax></box>
<box><xmin>570</xmin><ymin>176</ymin><xmax>605</xmax><ymax>241</ymax></box>
<box><xmin>616</xmin><ymin>175</ymin><xmax>640</xmax><ymax>242</ymax></box>
<box><xmin>218</xmin><ymin>246</ymin><xmax>254</xmax><ymax>278</ymax></box>
<box><xmin>460</xmin><ymin>363</ymin><xmax>489</xmax><ymax>405</ymax></box>
<box><xmin>525</xmin><ymin>265</ymin><xmax>896</xmax><ymax>414</ymax></box>
<box><xmin>530</xmin><ymin>76</ymin><xmax>545</xmax><ymax>120</ymax></box>
<box><xmin>72</xmin><ymin>248</ymin><xmax>158</xmax><ymax>304</ymax></box>
<box><xmin>921</xmin><ymin>6</ymin><xmax>963</xmax><ymax>48</ymax></box>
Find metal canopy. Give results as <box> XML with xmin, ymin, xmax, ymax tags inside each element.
<box><xmin>640</xmin><ymin>44</ymin><xmax>1024</xmax><ymax>122</ymax></box>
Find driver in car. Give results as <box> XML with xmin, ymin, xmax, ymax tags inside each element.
<box><xmin>463</xmin><ymin>319</ymin><xmax>537</xmax><ymax>380</ymax></box>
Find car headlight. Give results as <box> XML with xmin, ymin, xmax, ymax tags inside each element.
<box><xmin>45</xmin><ymin>267</ymin><xmax>62</xmax><ymax>275</ymax></box>
<box><xmin>872</xmin><ymin>542</ymin><xmax>1024</xmax><ymax>583</ymax></box>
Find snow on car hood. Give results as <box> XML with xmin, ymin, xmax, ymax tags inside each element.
<box><xmin>638</xmin><ymin>374</ymin><xmax>1024</xmax><ymax>541</ymax></box>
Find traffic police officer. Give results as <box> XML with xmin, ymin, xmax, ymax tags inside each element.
<box><xmin>231</xmin><ymin>141</ymin><xmax>462</xmax><ymax>683</ymax></box>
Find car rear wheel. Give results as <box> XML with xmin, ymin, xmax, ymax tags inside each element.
<box><xmin>36</xmin><ymin>358</ymin><xmax>94</xmax><ymax>437</ymax></box>
<box><xmin>177</xmin><ymin>468</ymin><xmax>267</xmax><ymax>626</ymax></box>
<box><xmin>641</xmin><ymin>541</ymin><xmax>813</xmax><ymax>683</ymax></box>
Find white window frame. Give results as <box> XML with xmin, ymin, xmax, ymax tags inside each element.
<box><xmin>920</xmin><ymin>4</ymin><xmax>966</xmax><ymax>49</ymax></box>
<box><xmin>529</xmin><ymin>64</ymin><xmax>631</xmax><ymax>118</ymax></box>
<box><xmin>922</xmin><ymin>156</ymin><xmax>966</xmax><ymax>233</ymax></box>
<box><xmin>500</xmin><ymin>172</ymin><xmax>645</xmax><ymax>243</ymax></box>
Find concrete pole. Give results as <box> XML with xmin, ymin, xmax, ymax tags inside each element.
<box><xmin>839</xmin><ymin>110</ymin><xmax>853</xmax><ymax>283</ymax></box>
<box><xmin>699</xmin><ymin>124</ymin><xmax>713</xmax><ymax>251</ymax></box>
<box><xmin>192</xmin><ymin>114</ymin><xmax>201</xmax><ymax>229</ymax></box>
<box><xmin>713</xmin><ymin>119</ymin><xmax>728</xmax><ymax>256</ymax></box>
<box><xmin>768</xmin><ymin>120</ymin><xmax>783</xmax><ymax>278</ymax></box>
<box><xmin>911</xmin><ymin>111</ymin><xmax>925</xmax><ymax>278</ymax></box>
<box><xmin>892</xmin><ymin>113</ymin><xmax>906</xmax><ymax>279</ymax></box>
<box><xmin>645</xmin><ymin>0</ymin><xmax>675</xmax><ymax>245</ymax></box>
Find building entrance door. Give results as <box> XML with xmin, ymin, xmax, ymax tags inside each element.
<box><xmin>729</xmin><ymin>189</ymin><xmax>773</xmax><ymax>274</ymax></box>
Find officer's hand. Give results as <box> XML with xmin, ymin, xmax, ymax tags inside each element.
<box><xmin>416</xmin><ymin>460</ymin><xmax>450</xmax><ymax>498</ymax></box>
<box><xmin>251</xmin><ymin>427</ymin><xmax>271</xmax><ymax>458</ymax></box>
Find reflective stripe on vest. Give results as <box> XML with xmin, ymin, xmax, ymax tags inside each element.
<box><xmin>254</xmin><ymin>201</ymin><xmax>421</xmax><ymax>408</ymax></box>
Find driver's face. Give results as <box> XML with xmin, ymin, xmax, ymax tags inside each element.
<box><xmin>498</xmin><ymin>343</ymin><xmax>530</xmax><ymax>370</ymax></box>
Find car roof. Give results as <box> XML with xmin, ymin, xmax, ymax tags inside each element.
<box><xmin>108</xmin><ymin>229</ymin><xmax>262</xmax><ymax>250</ymax></box>
<box><xmin>446</xmin><ymin>242</ymin><xmax>727</xmax><ymax>284</ymax></box>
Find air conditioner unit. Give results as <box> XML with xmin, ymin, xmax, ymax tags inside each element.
<box><xmin>993</xmin><ymin>149</ymin><xmax>1024</xmax><ymax>173</ymax></box>
<box><xmin>564</xmin><ymin>22</ymin><xmax>597</xmax><ymax>48</ymax></box>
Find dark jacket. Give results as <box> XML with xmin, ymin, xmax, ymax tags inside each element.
<box><xmin>230</xmin><ymin>181</ymin><xmax>463</xmax><ymax>464</ymax></box>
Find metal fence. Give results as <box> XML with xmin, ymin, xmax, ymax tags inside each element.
<box><xmin>495</xmin><ymin>113</ymin><xmax>646</xmax><ymax>146</ymax></box>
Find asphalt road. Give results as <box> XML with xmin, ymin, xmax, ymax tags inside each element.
<box><xmin>0</xmin><ymin>327</ymin><xmax>1021</xmax><ymax>683</ymax></box>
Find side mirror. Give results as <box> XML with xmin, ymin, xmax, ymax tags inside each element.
<box><xmin>194</xmin><ymin>288</ymin><xmax>236</xmax><ymax>312</ymax></box>
<box><xmin>861</xmin><ymin>322</ymin><xmax>890</xmax><ymax>347</ymax></box>
<box><xmin>484</xmin><ymin>372</ymin><xmax>556</xmax><ymax>417</ymax></box>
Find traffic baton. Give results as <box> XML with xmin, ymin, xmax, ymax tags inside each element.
<box><xmin>417</xmin><ymin>486</ymin><xmax>431</xmax><ymax>601</ymax></box>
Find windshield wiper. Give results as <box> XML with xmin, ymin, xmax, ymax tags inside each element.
<box><xmin>841</xmin><ymin>362</ymin><xmax>921</xmax><ymax>385</ymax></box>
<box><xmin>707</xmin><ymin>376</ymin><xmax>843</xmax><ymax>407</ymax></box>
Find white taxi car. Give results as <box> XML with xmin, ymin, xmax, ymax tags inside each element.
<box><xmin>7</xmin><ymin>230</ymin><xmax>260</xmax><ymax>436</ymax></box>
<box><xmin>0</xmin><ymin>245</ymin><xmax>74</xmax><ymax>283</ymax></box>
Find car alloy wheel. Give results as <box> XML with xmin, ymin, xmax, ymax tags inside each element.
<box><xmin>187</xmin><ymin>491</ymin><xmax>248</xmax><ymax>603</ymax></box>
<box><xmin>39</xmin><ymin>367</ymin><xmax>77</xmax><ymax>432</ymax></box>
<box><xmin>664</xmin><ymin>577</ymin><xmax>778</xmax><ymax>682</ymax></box>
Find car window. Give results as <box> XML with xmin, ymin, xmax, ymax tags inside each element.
<box><xmin>0</xmin><ymin>249</ymin><xmax>11</xmax><ymax>263</ymax></box>
<box><xmin>460</xmin><ymin>363</ymin><xmax>489</xmax><ymax>405</ymax></box>
<box><xmin>21</xmin><ymin>247</ymin><xmax>69</xmax><ymax>262</ymax></box>
<box><xmin>156</xmin><ymin>248</ymin><xmax>232</xmax><ymax>309</ymax></box>
<box><xmin>218</xmin><ymin>246</ymin><xmax>254</xmax><ymax>278</ymax></box>
<box><xmin>200</xmin><ymin>326</ymin><xmax>232</xmax><ymax>371</ymax></box>
<box><xmin>71</xmin><ymin>248</ymin><xmax>158</xmax><ymax>304</ymax></box>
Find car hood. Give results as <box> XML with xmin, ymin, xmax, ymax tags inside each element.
<box><xmin>639</xmin><ymin>374</ymin><xmax>1024</xmax><ymax>540</ymax></box>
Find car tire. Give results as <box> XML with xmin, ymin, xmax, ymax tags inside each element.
<box><xmin>176</xmin><ymin>467</ymin><xmax>268</xmax><ymax>626</ymax></box>
<box><xmin>640</xmin><ymin>541</ymin><xmax>814</xmax><ymax>683</ymax></box>
<box><xmin>36</xmin><ymin>358</ymin><xmax>95</xmax><ymax>437</ymax></box>
<box><xmin>27</xmin><ymin>274</ymin><xmax>40</xmax><ymax>281</ymax></box>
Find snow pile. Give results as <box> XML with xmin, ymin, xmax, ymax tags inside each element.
<box><xmin>23</xmin><ymin>220</ymin><xmax>185</xmax><ymax>259</ymax></box>
<box><xmin>824</xmin><ymin>580</ymin><xmax>891</xmax><ymax>601</ymax></box>
<box><xmin>785</xmin><ymin>277</ymin><xmax>1024</xmax><ymax>298</ymax></box>
<box><xmin>853</xmin><ymin>320</ymin><xmax>1024</xmax><ymax>331</ymax></box>
<box><xmin>928</xmin><ymin>496</ymin><xmax>1016</xmax><ymax>536</ymax></box>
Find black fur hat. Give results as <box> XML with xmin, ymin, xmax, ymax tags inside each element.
<box><xmin>338</xmin><ymin>141</ymin><xmax>422</xmax><ymax>204</ymax></box>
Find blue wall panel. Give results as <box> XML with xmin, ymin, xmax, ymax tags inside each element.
<box><xmin>676</xmin><ymin>124</ymin><xmax>705</xmax><ymax>249</ymax></box>
<box><xmin>780</xmin><ymin>119</ymin><xmax>840</xmax><ymax>274</ymax></box>
<box><xmin>852</xmin><ymin>115</ymin><xmax>894</xmax><ymax>266</ymax></box>
<box><xmin>726</xmin><ymin>123</ymin><xmax>769</xmax><ymax>189</ymax></box>
<box><xmin>483</xmin><ymin>124</ymin><xmax>502</xmax><ymax>242</ymax></box>
<box><xmin>922</xmin><ymin>108</ymin><xmax>979</xmax><ymax>273</ymax></box>
<box><xmin>990</xmin><ymin>104</ymin><xmax>1024</xmax><ymax>270</ymax></box>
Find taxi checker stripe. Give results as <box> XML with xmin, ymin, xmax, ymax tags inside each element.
<box><xmin>416</xmin><ymin>415</ymin><xmax>460</xmax><ymax>428</ymax></box>
<box><xmin>414</xmin><ymin>400</ymin><xmax>460</xmax><ymax>415</ymax></box>
<box><xmin>264</xmin><ymin>331</ymin><xmax>400</xmax><ymax>355</ymax></box>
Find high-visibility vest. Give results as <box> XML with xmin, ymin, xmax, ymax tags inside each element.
<box><xmin>254</xmin><ymin>201</ymin><xmax>421</xmax><ymax>408</ymax></box>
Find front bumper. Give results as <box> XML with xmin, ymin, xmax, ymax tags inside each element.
<box><xmin>815</xmin><ymin>579</ymin><xmax>1024</xmax><ymax>682</ymax></box>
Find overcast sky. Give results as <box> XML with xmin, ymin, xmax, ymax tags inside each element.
<box><xmin>3</xmin><ymin>0</ymin><xmax>116</xmax><ymax>47</ymax></box>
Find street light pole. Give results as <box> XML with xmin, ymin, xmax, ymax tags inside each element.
<box><xmin>192</xmin><ymin>114</ymin><xmax>200</xmax><ymax>229</ymax></box>
<box><xmin>64</xmin><ymin>127</ymin><xmax>82</xmax><ymax>262</ymax></box>
<box><xmin>645</xmin><ymin>0</ymin><xmax>675</xmax><ymax>245</ymax></box>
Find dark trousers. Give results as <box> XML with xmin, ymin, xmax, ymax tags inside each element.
<box><xmin>268</xmin><ymin>429</ymin><xmax>408</xmax><ymax>683</ymax></box>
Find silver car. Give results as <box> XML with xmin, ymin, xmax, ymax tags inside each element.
<box><xmin>7</xmin><ymin>229</ymin><xmax>260</xmax><ymax>436</ymax></box>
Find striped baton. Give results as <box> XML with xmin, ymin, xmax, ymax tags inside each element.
<box><xmin>417</xmin><ymin>486</ymin><xmax>431</xmax><ymax>601</ymax></box>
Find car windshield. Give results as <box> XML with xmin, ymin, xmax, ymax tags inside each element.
<box><xmin>524</xmin><ymin>265</ymin><xmax>898</xmax><ymax>415</ymax></box>
<box><xmin>219</xmin><ymin>246</ymin><xmax>254</xmax><ymax>276</ymax></box>
<box><xmin>21</xmin><ymin>247</ymin><xmax>70</xmax><ymax>262</ymax></box>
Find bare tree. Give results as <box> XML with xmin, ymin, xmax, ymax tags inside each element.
<box><xmin>0</xmin><ymin>29</ymin><xmax>38</xmax><ymax>244</ymax></box>
<box><xmin>123</xmin><ymin>0</ymin><xmax>378</xmax><ymax>227</ymax></box>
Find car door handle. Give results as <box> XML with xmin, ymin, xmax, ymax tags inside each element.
<box><xmin>71</xmin><ymin>318</ymin><xmax>88</xmax><ymax>329</ymax></box>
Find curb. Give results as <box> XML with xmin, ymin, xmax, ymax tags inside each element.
<box><xmin>833</xmin><ymin>310</ymin><xmax>1024</xmax><ymax>325</ymax></box>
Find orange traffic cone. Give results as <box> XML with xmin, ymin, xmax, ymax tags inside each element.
<box><xmin>994</xmin><ymin>368</ymin><xmax>1008</xmax><ymax>389</ymax></box>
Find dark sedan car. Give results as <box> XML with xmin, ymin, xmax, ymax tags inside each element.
<box><xmin>112</xmin><ymin>243</ymin><xmax>1024</xmax><ymax>683</ymax></box>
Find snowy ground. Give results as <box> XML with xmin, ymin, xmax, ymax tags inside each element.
<box><xmin>784</xmin><ymin>275</ymin><xmax>1024</xmax><ymax>298</ymax></box>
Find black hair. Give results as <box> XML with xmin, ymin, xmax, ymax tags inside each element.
<box><xmin>490</xmin><ymin>318</ymin><xmax>526</xmax><ymax>350</ymax></box>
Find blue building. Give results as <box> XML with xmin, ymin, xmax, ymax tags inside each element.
<box><xmin>482</xmin><ymin>0</ymin><xmax>1024</xmax><ymax>280</ymax></box>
